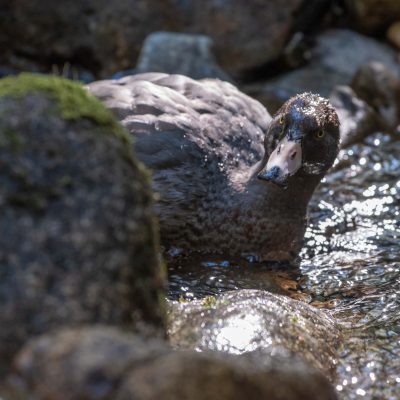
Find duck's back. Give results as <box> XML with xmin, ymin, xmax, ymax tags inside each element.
<box><xmin>88</xmin><ymin>73</ymin><xmax>271</xmax><ymax>249</ymax></box>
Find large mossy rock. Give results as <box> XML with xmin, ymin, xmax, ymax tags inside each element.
<box><xmin>0</xmin><ymin>74</ymin><xmax>165</xmax><ymax>375</ymax></box>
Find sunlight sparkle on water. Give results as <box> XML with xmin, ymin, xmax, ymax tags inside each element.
<box><xmin>211</xmin><ymin>313</ymin><xmax>268</xmax><ymax>354</ymax></box>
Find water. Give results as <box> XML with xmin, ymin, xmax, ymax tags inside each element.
<box><xmin>167</xmin><ymin>132</ymin><xmax>400</xmax><ymax>399</ymax></box>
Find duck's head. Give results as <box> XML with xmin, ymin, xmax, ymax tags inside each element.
<box><xmin>258</xmin><ymin>93</ymin><xmax>340</xmax><ymax>187</ymax></box>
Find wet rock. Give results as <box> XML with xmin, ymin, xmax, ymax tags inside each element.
<box><xmin>135</xmin><ymin>32</ymin><xmax>232</xmax><ymax>82</ymax></box>
<box><xmin>245</xmin><ymin>29</ymin><xmax>400</xmax><ymax>113</ymax></box>
<box><xmin>0</xmin><ymin>0</ymin><xmax>304</xmax><ymax>79</ymax></box>
<box><xmin>330</xmin><ymin>86</ymin><xmax>384</xmax><ymax>148</ymax></box>
<box><xmin>0</xmin><ymin>74</ymin><xmax>165</xmax><ymax>375</ymax></box>
<box><xmin>168</xmin><ymin>289</ymin><xmax>341</xmax><ymax>378</ymax></box>
<box><xmin>345</xmin><ymin>0</ymin><xmax>400</xmax><ymax>34</ymax></box>
<box><xmin>13</xmin><ymin>326</ymin><xmax>338</xmax><ymax>400</ymax></box>
<box><xmin>351</xmin><ymin>61</ymin><xmax>400</xmax><ymax>129</ymax></box>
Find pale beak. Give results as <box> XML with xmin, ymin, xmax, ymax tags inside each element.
<box><xmin>258</xmin><ymin>136</ymin><xmax>302</xmax><ymax>186</ymax></box>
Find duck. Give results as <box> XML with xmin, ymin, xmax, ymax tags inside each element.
<box><xmin>88</xmin><ymin>73</ymin><xmax>340</xmax><ymax>262</ymax></box>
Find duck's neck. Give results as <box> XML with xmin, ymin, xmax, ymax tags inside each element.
<box><xmin>237</xmin><ymin>160</ymin><xmax>323</xmax><ymax>217</ymax></box>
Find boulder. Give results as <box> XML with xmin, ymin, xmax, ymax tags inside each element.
<box><xmin>330</xmin><ymin>85</ymin><xmax>383</xmax><ymax>148</ymax></box>
<box><xmin>0</xmin><ymin>0</ymin><xmax>305</xmax><ymax>79</ymax></box>
<box><xmin>245</xmin><ymin>29</ymin><xmax>400</xmax><ymax>113</ymax></box>
<box><xmin>0</xmin><ymin>73</ymin><xmax>165</xmax><ymax>375</ymax></box>
<box><xmin>135</xmin><ymin>32</ymin><xmax>232</xmax><ymax>81</ymax></box>
<box><xmin>12</xmin><ymin>326</ymin><xmax>338</xmax><ymax>400</ymax></box>
<box><xmin>168</xmin><ymin>289</ymin><xmax>341</xmax><ymax>379</ymax></box>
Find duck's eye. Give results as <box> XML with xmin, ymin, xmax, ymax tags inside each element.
<box><xmin>279</xmin><ymin>116</ymin><xmax>285</xmax><ymax>125</ymax></box>
<box><xmin>315</xmin><ymin>130</ymin><xmax>325</xmax><ymax>139</ymax></box>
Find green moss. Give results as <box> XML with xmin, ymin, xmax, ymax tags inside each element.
<box><xmin>201</xmin><ymin>296</ymin><xmax>217</xmax><ymax>309</ymax></box>
<box><xmin>0</xmin><ymin>73</ymin><xmax>131</xmax><ymax>145</ymax></box>
<box><xmin>0</xmin><ymin>128</ymin><xmax>24</xmax><ymax>152</ymax></box>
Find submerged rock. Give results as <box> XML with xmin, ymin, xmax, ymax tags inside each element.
<box><xmin>135</xmin><ymin>32</ymin><xmax>232</xmax><ymax>82</ymax></box>
<box><xmin>12</xmin><ymin>326</ymin><xmax>338</xmax><ymax>400</ymax></box>
<box><xmin>168</xmin><ymin>289</ymin><xmax>341</xmax><ymax>378</ymax></box>
<box><xmin>0</xmin><ymin>74</ymin><xmax>165</xmax><ymax>375</ymax></box>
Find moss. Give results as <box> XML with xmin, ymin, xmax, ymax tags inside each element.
<box><xmin>0</xmin><ymin>73</ymin><xmax>131</xmax><ymax>145</ymax></box>
<box><xmin>0</xmin><ymin>128</ymin><xmax>24</xmax><ymax>152</ymax></box>
<box><xmin>201</xmin><ymin>296</ymin><xmax>217</xmax><ymax>309</ymax></box>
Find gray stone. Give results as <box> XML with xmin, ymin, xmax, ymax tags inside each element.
<box><xmin>135</xmin><ymin>32</ymin><xmax>232</xmax><ymax>82</ymax></box>
<box><xmin>245</xmin><ymin>29</ymin><xmax>400</xmax><ymax>112</ymax></box>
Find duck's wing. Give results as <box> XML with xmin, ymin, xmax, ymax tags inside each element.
<box><xmin>88</xmin><ymin>73</ymin><xmax>270</xmax><ymax>172</ymax></box>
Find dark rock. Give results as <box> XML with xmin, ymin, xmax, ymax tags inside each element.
<box><xmin>13</xmin><ymin>326</ymin><xmax>338</xmax><ymax>400</ymax></box>
<box><xmin>168</xmin><ymin>289</ymin><xmax>341</xmax><ymax>379</ymax></box>
<box><xmin>332</xmin><ymin>61</ymin><xmax>400</xmax><ymax>147</ymax></box>
<box><xmin>0</xmin><ymin>0</ymin><xmax>304</xmax><ymax>79</ymax></box>
<box><xmin>117</xmin><ymin>350</ymin><xmax>338</xmax><ymax>400</ymax></box>
<box><xmin>345</xmin><ymin>0</ymin><xmax>400</xmax><ymax>34</ymax></box>
<box><xmin>245</xmin><ymin>29</ymin><xmax>400</xmax><ymax>113</ymax></box>
<box><xmin>0</xmin><ymin>0</ymin><xmax>167</xmax><ymax>78</ymax></box>
<box><xmin>168</xmin><ymin>0</ymin><xmax>304</xmax><ymax>78</ymax></box>
<box><xmin>351</xmin><ymin>61</ymin><xmax>400</xmax><ymax>129</ymax></box>
<box><xmin>135</xmin><ymin>32</ymin><xmax>232</xmax><ymax>82</ymax></box>
<box><xmin>330</xmin><ymin>86</ymin><xmax>384</xmax><ymax>148</ymax></box>
<box><xmin>13</xmin><ymin>326</ymin><xmax>169</xmax><ymax>400</ymax></box>
<box><xmin>0</xmin><ymin>73</ymin><xmax>165</xmax><ymax>375</ymax></box>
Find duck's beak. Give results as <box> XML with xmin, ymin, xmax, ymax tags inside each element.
<box><xmin>258</xmin><ymin>136</ymin><xmax>302</xmax><ymax>186</ymax></box>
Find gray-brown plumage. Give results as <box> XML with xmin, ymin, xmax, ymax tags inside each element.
<box><xmin>88</xmin><ymin>73</ymin><xmax>340</xmax><ymax>262</ymax></box>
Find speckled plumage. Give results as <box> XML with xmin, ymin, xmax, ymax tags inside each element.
<box><xmin>89</xmin><ymin>73</ymin><xmax>340</xmax><ymax>261</ymax></box>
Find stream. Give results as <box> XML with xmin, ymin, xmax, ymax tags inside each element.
<box><xmin>168</xmin><ymin>132</ymin><xmax>400</xmax><ymax>400</ymax></box>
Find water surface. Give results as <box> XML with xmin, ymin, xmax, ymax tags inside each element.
<box><xmin>168</xmin><ymin>132</ymin><xmax>400</xmax><ymax>400</ymax></box>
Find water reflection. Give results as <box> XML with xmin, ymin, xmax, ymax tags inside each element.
<box><xmin>301</xmin><ymin>133</ymin><xmax>400</xmax><ymax>400</ymax></box>
<box><xmin>168</xmin><ymin>132</ymin><xmax>400</xmax><ymax>399</ymax></box>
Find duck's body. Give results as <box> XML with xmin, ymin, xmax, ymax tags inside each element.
<box><xmin>89</xmin><ymin>73</ymin><xmax>339</xmax><ymax>261</ymax></box>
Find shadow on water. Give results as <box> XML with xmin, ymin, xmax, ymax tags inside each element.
<box><xmin>167</xmin><ymin>132</ymin><xmax>400</xmax><ymax>400</ymax></box>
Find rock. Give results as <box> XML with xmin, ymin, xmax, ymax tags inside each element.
<box><xmin>116</xmin><ymin>350</ymin><xmax>338</xmax><ymax>400</ymax></box>
<box><xmin>168</xmin><ymin>289</ymin><xmax>341</xmax><ymax>378</ymax></box>
<box><xmin>0</xmin><ymin>0</ymin><xmax>167</xmax><ymax>78</ymax></box>
<box><xmin>135</xmin><ymin>32</ymin><xmax>232</xmax><ymax>81</ymax></box>
<box><xmin>345</xmin><ymin>0</ymin><xmax>400</xmax><ymax>34</ymax></box>
<box><xmin>387</xmin><ymin>20</ymin><xmax>400</xmax><ymax>49</ymax></box>
<box><xmin>0</xmin><ymin>73</ymin><xmax>165</xmax><ymax>375</ymax></box>
<box><xmin>168</xmin><ymin>0</ymin><xmax>304</xmax><ymax>78</ymax></box>
<box><xmin>13</xmin><ymin>326</ymin><xmax>169</xmax><ymax>400</ymax></box>
<box><xmin>245</xmin><ymin>29</ymin><xmax>400</xmax><ymax>113</ymax></box>
<box><xmin>330</xmin><ymin>86</ymin><xmax>384</xmax><ymax>148</ymax></box>
<box><xmin>351</xmin><ymin>61</ymin><xmax>400</xmax><ymax>129</ymax></box>
<box><xmin>12</xmin><ymin>326</ymin><xmax>338</xmax><ymax>400</ymax></box>
<box><xmin>0</xmin><ymin>0</ymin><xmax>305</xmax><ymax>79</ymax></box>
